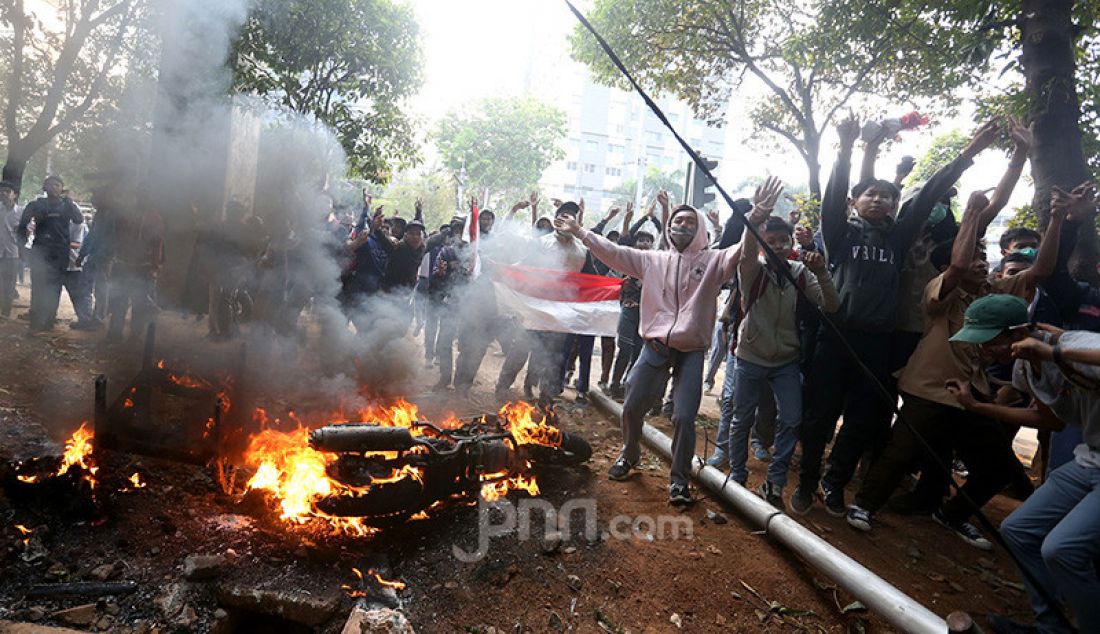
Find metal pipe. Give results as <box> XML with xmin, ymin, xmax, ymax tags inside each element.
<box><xmin>589</xmin><ymin>389</ymin><xmax>947</xmax><ymax>634</ymax></box>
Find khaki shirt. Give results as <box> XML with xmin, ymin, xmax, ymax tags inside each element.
<box><xmin>897</xmin><ymin>272</ymin><xmax>1032</xmax><ymax>408</ymax></box>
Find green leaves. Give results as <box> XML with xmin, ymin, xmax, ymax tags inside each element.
<box><xmin>231</xmin><ymin>0</ymin><xmax>424</xmax><ymax>183</ymax></box>
<box><xmin>433</xmin><ymin>96</ymin><xmax>567</xmax><ymax>207</ymax></box>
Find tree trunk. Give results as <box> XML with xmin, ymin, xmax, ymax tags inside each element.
<box><xmin>2</xmin><ymin>142</ymin><xmax>30</xmax><ymax>194</ymax></box>
<box><xmin>1020</xmin><ymin>0</ymin><xmax>1098</xmax><ymax>283</ymax></box>
<box><xmin>803</xmin><ymin>132</ymin><xmax>822</xmax><ymax>201</ymax></box>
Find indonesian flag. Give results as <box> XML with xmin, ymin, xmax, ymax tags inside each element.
<box><xmin>493</xmin><ymin>264</ymin><xmax>622</xmax><ymax>336</ymax></box>
<box><xmin>462</xmin><ymin>202</ymin><xmax>481</xmax><ymax>277</ymax></box>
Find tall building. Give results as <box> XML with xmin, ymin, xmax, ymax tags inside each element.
<box><xmin>528</xmin><ymin>57</ymin><xmax>727</xmax><ymax>221</ymax></box>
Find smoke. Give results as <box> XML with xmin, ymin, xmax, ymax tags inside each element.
<box><xmin>77</xmin><ymin>0</ymin><xmax>422</xmax><ymax>411</ymax></box>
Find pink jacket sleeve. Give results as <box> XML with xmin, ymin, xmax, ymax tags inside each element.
<box><xmin>714</xmin><ymin>242</ymin><xmax>742</xmax><ymax>280</ymax></box>
<box><xmin>580</xmin><ymin>229</ymin><xmax>649</xmax><ymax>279</ymax></box>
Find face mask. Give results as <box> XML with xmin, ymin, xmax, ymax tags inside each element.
<box><xmin>928</xmin><ymin>203</ymin><xmax>948</xmax><ymax>226</ymax></box>
<box><xmin>1013</xmin><ymin>247</ymin><xmax>1037</xmax><ymax>259</ymax></box>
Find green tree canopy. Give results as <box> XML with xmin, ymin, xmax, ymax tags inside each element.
<box><xmin>1</xmin><ymin>0</ymin><xmax>144</xmax><ymax>192</ymax></box>
<box><xmin>433</xmin><ymin>96</ymin><xmax>567</xmax><ymax>208</ymax></box>
<box><xmin>232</xmin><ymin>0</ymin><xmax>423</xmax><ymax>182</ymax></box>
<box><xmin>569</xmin><ymin>0</ymin><xmax>976</xmax><ymax>197</ymax></box>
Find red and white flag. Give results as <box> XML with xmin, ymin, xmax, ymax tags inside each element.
<box><xmin>493</xmin><ymin>264</ymin><xmax>622</xmax><ymax>336</ymax></box>
<box><xmin>461</xmin><ymin>202</ymin><xmax>481</xmax><ymax>277</ymax></box>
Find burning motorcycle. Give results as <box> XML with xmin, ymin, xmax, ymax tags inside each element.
<box><xmin>304</xmin><ymin>404</ymin><xmax>592</xmax><ymax>525</ymax></box>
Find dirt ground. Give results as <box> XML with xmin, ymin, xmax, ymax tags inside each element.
<box><xmin>0</xmin><ymin>281</ymin><xmax>1038</xmax><ymax>633</ymax></box>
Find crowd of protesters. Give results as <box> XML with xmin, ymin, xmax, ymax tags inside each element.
<box><xmin>3</xmin><ymin>113</ymin><xmax>1100</xmax><ymax>633</ymax></box>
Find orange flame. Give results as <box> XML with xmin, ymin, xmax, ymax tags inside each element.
<box><xmin>14</xmin><ymin>524</ymin><xmax>32</xmax><ymax>547</ymax></box>
<box><xmin>240</xmin><ymin>400</ymin><xmax>563</xmax><ymax>533</ymax></box>
<box><xmin>499</xmin><ymin>401</ymin><xmax>562</xmax><ymax>447</ymax></box>
<box><xmin>57</xmin><ymin>422</ymin><xmax>97</xmax><ymax>489</ymax></box>
<box><xmin>128</xmin><ymin>472</ymin><xmax>146</xmax><ymax>489</ymax></box>
<box><xmin>16</xmin><ymin>474</ymin><xmax>38</xmax><ymax>484</ymax></box>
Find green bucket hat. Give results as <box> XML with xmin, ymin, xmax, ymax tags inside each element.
<box><xmin>949</xmin><ymin>294</ymin><xmax>1030</xmax><ymax>344</ymax></box>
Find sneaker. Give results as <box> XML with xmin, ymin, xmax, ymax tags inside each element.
<box><xmin>704</xmin><ymin>452</ymin><xmax>729</xmax><ymax>469</ymax></box>
<box><xmin>822</xmin><ymin>486</ymin><xmax>846</xmax><ymax>518</ymax></box>
<box><xmin>846</xmin><ymin>505</ymin><xmax>872</xmax><ymax>532</ymax></box>
<box><xmin>608</xmin><ymin>384</ymin><xmax>625</xmax><ymax>399</ymax></box>
<box><xmin>607</xmin><ymin>458</ymin><xmax>636</xmax><ymax>481</ymax></box>
<box><xmin>932</xmin><ymin>510</ymin><xmax>993</xmax><ymax>551</ymax></box>
<box><xmin>755</xmin><ymin>481</ymin><xmax>784</xmax><ymax>511</ymax></box>
<box><xmin>790</xmin><ymin>485</ymin><xmax>814</xmax><ymax>516</ymax></box>
<box><xmin>986</xmin><ymin>614</ymin><xmax>1038</xmax><ymax>634</ymax></box>
<box><xmin>752</xmin><ymin>446</ymin><xmax>771</xmax><ymax>462</ymax></box>
<box><xmin>668</xmin><ymin>483</ymin><xmax>693</xmax><ymax>505</ymax></box>
<box><xmin>574</xmin><ymin>391</ymin><xmax>588</xmax><ymax>404</ymax></box>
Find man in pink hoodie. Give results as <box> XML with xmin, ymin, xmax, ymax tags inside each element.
<box><xmin>556</xmin><ymin>186</ymin><xmax>772</xmax><ymax>504</ymax></box>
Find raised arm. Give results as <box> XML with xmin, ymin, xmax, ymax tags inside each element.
<box><xmin>895</xmin><ymin>120</ymin><xmax>999</xmax><ymax>249</ymax></box>
<box><xmin>976</xmin><ymin>118</ymin><xmax>1032</xmax><ymax>236</ymax></box>
<box><xmin>1019</xmin><ymin>187</ymin><xmax>1068</xmax><ymax>288</ymax></box>
<box><xmin>716</xmin><ymin>200</ymin><xmax>749</xmax><ymax>249</ymax></box>
<box><xmin>505</xmin><ymin>199</ymin><xmax>529</xmax><ymax>221</ymax></box>
<box><xmin>821</xmin><ymin>115</ymin><xmax>859</xmax><ymax>257</ymax></box>
<box><xmin>591</xmin><ymin>206</ymin><xmax>620</xmax><ymax>236</ymax></box>
<box><xmin>555</xmin><ymin>215</ymin><xmax>649</xmax><ymax>279</ymax></box>
<box><xmin>859</xmin><ymin>129</ymin><xmax>886</xmax><ymax>183</ymax></box>
<box><xmin>939</xmin><ymin>191</ymin><xmax>990</xmax><ymax>299</ymax></box>
<box><xmin>738</xmin><ymin>177</ymin><xmax>783</xmax><ymax>300</ymax></box>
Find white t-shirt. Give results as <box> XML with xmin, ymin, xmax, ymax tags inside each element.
<box><xmin>1012</xmin><ymin>330</ymin><xmax>1100</xmax><ymax>468</ymax></box>
<box><xmin>537</xmin><ymin>232</ymin><xmax>588</xmax><ymax>273</ymax></box>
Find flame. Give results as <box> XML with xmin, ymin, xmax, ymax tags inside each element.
<box><xmin>14</xmin><ymin>524</ymin><xmax>32</xmax><ymax>547</ymax></box>
<box><xmin>342</xmin><ymin>567</ymin><xmax>405</xmax><ymax>597</ymax></box>
<box><xmin>16</xmin><ymin>474</ymin><xmax>38</xmax><ymax>484</ymax></box>
<box><xmin>128</xmin><ymin>472</ymin><xmax>146</xmax><ymax>489</ymax></box>
<box><xmin>499</xmin><ymin>401</ymin><xmax>562</xmax><ymax>447</ymax></box>
<box><xmin>157</xmin><ymin>359</ymin><xmax>165</xmax><ymax>369</ymax></box>
<box><xmin>168</xmin><ymin>371</ymin><xmax>211</xmax><ymax>389</ymax></box>
<box><xmin>240</xmin><ymin>400</ymin><xmax>564</xmax><ymax>533</ymax></box>
<box><xmin>369</xmin><ymin>569</ymin><xmax>406</xmax><ymax>590</ymax></box>
<box><xmin>57</xmin><ymin>422</ymin><xmax>97</xmax><ymax>489</ymax></box>
<box><xmin>481</xmin><ymin>471</ymin><xmax>540</xmax><ymax>502</ymax></box>
<box><xmin>242</xmin><ymin>425</ymin><xmax>381</xmax><ymax>536</ymax></box>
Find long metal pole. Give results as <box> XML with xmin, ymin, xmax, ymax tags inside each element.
<box><xmin>588</xmin><ymin>389</ymin><xmax>948</xmax><ymax>634</ymax></box>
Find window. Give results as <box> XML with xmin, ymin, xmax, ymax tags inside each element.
<box><xmin>605</xmin><ymin>167</ymin><xmax>622</xmax><ymax>177</ymax></box>
<box><xmin>584</xmin><ymin>163</ymin><xmax>596</xmax><ymax>173</ymax></box>
<box><xmin>566</xmin><ymin>161</ymin><xmax>577</xmax><ymax>171</ymax></box>
<box><xmin>615</xmin><ymin>124</ymin><xmax>626</xmax><ymax>135</ymax></box>
<box><xmin>607</xmin><ymin>143</ymin><xmax>624</xmax><ymax>153</ymax></box>
<box><xmin>646</xmin><ymin>131</ymin><xmax>662</xmax><ymax>145</ymax></box>
<box><xmin>585</xmin><ymin>140</ymin><xmax>600</xmax><ymax>152</ymax></box>
<box><xmin>564</xmin><ymin>185</ymin><xmax>576</xmax><ymax>193</ymax></box>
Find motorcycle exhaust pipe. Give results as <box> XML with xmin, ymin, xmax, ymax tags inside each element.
<box><xmin>309</xmin><ymin>424</ymin><xmax>416</xmax><ymax>453</ymax></box>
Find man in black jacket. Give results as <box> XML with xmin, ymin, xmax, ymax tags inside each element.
<box><xmin>18</xmin><ymin>176</ymin><xmax>84</xmax><ymax>332</ymax></box>
<box><xmin>791</xmin><ymin>117</ymin><xmax>999</xmax><ymax>516</ymax></box>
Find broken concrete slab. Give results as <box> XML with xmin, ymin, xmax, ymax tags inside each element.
<box><xmin>217</xmin><ymin>584</ymin><xmax>341</xmax><ymax>627</ymax></box>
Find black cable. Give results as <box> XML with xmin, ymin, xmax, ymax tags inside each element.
<box><xmin>564</xmin><ymin>1</ymin><xmax>1071</xmax><ymax>625</ymax></box>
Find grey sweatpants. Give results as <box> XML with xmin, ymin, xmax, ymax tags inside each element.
<box><xmin>620</xmin><ymin>342</ymin><xmax>703</xmax><ymax>487</ymax></box>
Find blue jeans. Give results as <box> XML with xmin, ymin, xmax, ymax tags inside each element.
<box><xmin>1001</xmin><ymin>460</ymin><xmax>1100</xmax><ymax>634</ymax></box>
<box><xmin>620</xmin><ymin>343</ymin><xmax>703</xmax><ymax>487</ymax></box>
<box><xmin>712</xmin><ymin>350</ymin><xmax>776</xmax><ymax>460</ymax></box>
<box><xmin>726</xmin><ymin>358</ymin><xmax>802</xmax><ymax>489</ymax></box>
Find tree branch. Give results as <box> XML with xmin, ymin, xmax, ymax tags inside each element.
<box><xmin>5</xmin><ymin>0</ymin><xmax>25</xmax><ymax>144</ymax></box>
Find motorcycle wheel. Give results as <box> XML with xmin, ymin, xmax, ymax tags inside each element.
<box><xmin>314</xmin><ymin>476</ymin><xmax>426</xmax><ymax>522</ymax></box>
<box><xmin>535</xmin><ymin>431</ymin><xmax>592</xmax><ymax>465</ymax></box>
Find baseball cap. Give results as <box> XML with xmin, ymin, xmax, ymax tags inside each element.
<box><xmin>949</xmin><ymin>294</ymin><xmax>1030</xmax><ymax>344</ymax></box>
